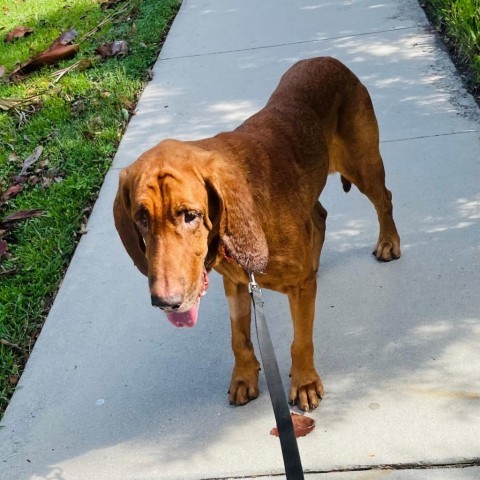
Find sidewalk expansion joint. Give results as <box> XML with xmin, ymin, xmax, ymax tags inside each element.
<box><xmin>159</xmin><ymin>25</ymin><xmax>423</xmax><ymax>61</ymax></box>
<box><xmin>198</xmin><ymin>459</ymin><xmax>480</xmax><ymax>480</ymax></box>
<box><xmin>380</xmin><ymin>129</ymin><xmax>480</xmax><ymax>144</ymax></box>
<box><xmin>108</xmin><ymin>129</ymin><xmax>480</xmax><ymax>173</ymax></box>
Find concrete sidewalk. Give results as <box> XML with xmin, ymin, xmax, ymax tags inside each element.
<box><xmin>1</xmin><ymin>0</ymin><xmax>479</xmax><ymax>479</ymax></box>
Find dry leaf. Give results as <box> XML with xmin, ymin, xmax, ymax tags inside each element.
<box><xmin>71</xmin><ymin>98</ymin><xmax>86</xmax><ymax>115</ymax></box>
<box><xmin>10</xmin><ymin>175</ymin><xmax>28</xmax><ymax>185</ymax></box>
<box><xmin>95</xmin><ymin>40</ymin><xmax>128</xmax><ymax>59</ymax></box>
<box><xmin>0</xmin><ymin>65</ymin><xmax>5</xmax><ymax>78</ymax></box>
<box><xmin>112</xmin><ymin>40</ymin><xmax>128</xmax><ymax>56</ymax></box>
<box><xmin>53</xmin><ymin>29</ymin><xmax>78</xmax><ymax>47</ymax></box>
<box><xmin>19</xmin><ymin>146</ymin><xmax>43</xmax><ymax>176</ymax></box>
<box><xmin>95</xmin><ymin>43</ymin><xmax>112</xmax><ymax>58</ymax></box>
<box><xmin>1</xmin><ymin>184</ymin><xmax>23</xmax><ymax>203</ymax></box>
<box><xmin>0</xmin><ymin>208</ymin><xmax>44</xmax><ymax>227</ymax></box>
<box><xmin>9</xmin><ymin>29</ymin><xmax>79</xmax><ymax>80</ymax></box>
<box><xmin>5</xmin><ymin>26</ymin><xmax>34</xmax><ymax>43</ymax></box>
<box><xmin>0</xmin><ymin>239</ymin><xmax>8</xmax><ymax>259</ymax></box>
<box><xmin>8</xmin><ymin>375</ymin><xmax>19</xmax><ymax>386</ymax></box>
<box><xmin>270</xmin><ymin>413</ymin><xmax>315</xmax><ymax>438</ymax></box>
<box><xmin>28</xmin><ymin>176</ymin><xmax>39</xmax><ymax>186</ymax></box>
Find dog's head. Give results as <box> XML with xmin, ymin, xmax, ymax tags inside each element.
<box><xmin>113</xmin><ymin>139</ymin><xmax>268</xmax><ymax>327</ymax></box>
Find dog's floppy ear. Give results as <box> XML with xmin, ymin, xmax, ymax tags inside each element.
<box><xmin>202</xmin><ymin>153</ymin><xmax>268</xmax><ymax>273</ymax></box>
<box><xmin>113</xmin><ymin>169</ymin><xmax>148</xmax><ymax>276</ymax></box>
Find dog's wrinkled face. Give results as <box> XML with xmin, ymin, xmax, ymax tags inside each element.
<box><xmin>115</xmin><ymin>142</ymin><xmax>214</xmax><ymax>328</ymax></box>
<box><xmin>136</xmin><ymin>169</ymin><xmax>211</xmax><ymax>326</ymax></box>
<box><xmin>114</xmin><ymin>140</ymin><xmax>268</xmax><ymax>328</ymax></box>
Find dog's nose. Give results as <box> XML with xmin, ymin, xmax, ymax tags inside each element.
<box><xmin>151</xmin><ymin>294</ymin><xmax>183</xmax><ymax>310</ymax></box>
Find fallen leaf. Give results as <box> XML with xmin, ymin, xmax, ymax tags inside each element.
<box><xmin>0</xmin><ymin>65</ymin><xmax>5</xmax><ymax>77</ymax></box>
<box><xmin>42</xmin><ymin>176</ymin><xmax>55</xmax><ymax>188</ymax></box>
<box><xmin>95</xmin><ymin>43</ymin><xmax>112</xmax><ymax>59</ymax></box>
<box><xmin>19</xmin><ymin>146</ymin><xmax>43</xmax><ymax>176</ymax></box>
<box><xmin>9</xmin><ymin>175</ymin><xmax>28</xmax><ymax>185</ymax></box>
<box><xmin>8</xmin><ymin>375</ymin><xmax>19</xmax><ymax>386</ymax></box>
<box><xmin>1</xmin><ymin>184</ymin><xmax>23</xmax><ymax>203</ymax></box>
<box><xmin>11</xmin><ymin>45</ymin><xmax>80</xmax><ymax>79</ymax></box>
<box><xmin>5</xmin><ymin>26</ymin><xmax>34</xmax><ymax>43</ymax></box>
<box><xmin>0</xmin><ymin>209</ymin><xmax>44</xmax><ymax>227</ymax></box>
<box><xmin>112</xmin><ymin>40</ymin><xmax>128</xmax><ymax>56</ymax></box>
<box><xmin>0</xmin><ymin>239</ymin><xmax>8</xmax><ymax>258</ymax></box>
<box><xmin>28</xmin><ymin>175</ymin><xmax>39</xmax><ymax>186</ymax></box>
<box><xmin>50</xmin><ymin>29</ymin><xmax>78</xmax><ymax>49</ymax></box>
<box><xmin>9</xmin><ymin>29</ymin><xmax>79</xmax><ymax>80</ymax></box>
<box><xmin>270</xmin><ymin>413</ymin><xmax>315</xmax><ymax>438</ymax></box>
<box><xmin>95</xmin><ymin>40</ymin><xmax>128</xmax><ymax>59</ymax></box>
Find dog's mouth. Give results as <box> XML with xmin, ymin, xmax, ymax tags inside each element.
<box><xmin>165</xmin><ymin>267</ymin><xmax>209</xmax><ymax>328</ymax></box>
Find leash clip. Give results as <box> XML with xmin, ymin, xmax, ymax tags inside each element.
<box><xmin>248</xmin><ymin>271</ymin><xmax>261</xmax><ymax>294</ymax></box>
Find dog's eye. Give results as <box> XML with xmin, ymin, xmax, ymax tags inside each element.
<box><xmin>135</xmin><ymin>211</ymin><xmax>149</xmax><ymax>232</ymax></box>
<box><xmin>183</xmin><ymin>211</ymin><xmax>201</xmax><ymax>224</ymax></box>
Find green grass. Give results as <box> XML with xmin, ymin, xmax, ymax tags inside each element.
<box><xmin>423</xmin><ymin>0</ymin><xmax>480</xmax><ymax>84</ymax></box>
<box><xmin>0</xmin><ymin>0</ymin><xmax>180</xmax><ymax>417</ymax></box>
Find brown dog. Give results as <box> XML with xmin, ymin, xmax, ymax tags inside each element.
<box><xmin>113</xmin><ymin>57</ymin><xmax>400</xmax><ymax>411</ymax></box>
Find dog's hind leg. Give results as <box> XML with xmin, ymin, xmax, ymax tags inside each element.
<box><xmin>336</xmin><ymin>83</ymin><xmax>401</xmax><ymax>261</ymax></box>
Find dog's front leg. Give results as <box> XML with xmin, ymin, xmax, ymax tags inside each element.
<box><xmin>223</xmin><ymin>277</ymin><xmax>261</xmax><ymax>405</ymax></box>
<box><xmin>287</xmin><ymin>274</ymin><xmax>324</xmax><ymax>411</ymax></box>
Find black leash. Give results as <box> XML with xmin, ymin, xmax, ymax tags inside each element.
<box><xmin>248</xmin><ymin>272</ymin><xmax>305</xmax><ymax>480</ymax></box>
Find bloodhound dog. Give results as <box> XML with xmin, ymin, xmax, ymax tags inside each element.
<box><xmin>113</xmin><ymin>57</ymin><xmax>401</xmax><ymax>411</ymax></box>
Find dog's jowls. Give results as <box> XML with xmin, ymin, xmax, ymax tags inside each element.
<box><xmin>113</xmin><ymin>57</ymin><xmax>401</xmax><ymax>411</ymax></box>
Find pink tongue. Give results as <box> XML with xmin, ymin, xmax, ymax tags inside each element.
<box><xmin>166</xmin><ymin>301</ymin><xmax>199</xmax><ymax>328</ymax></box>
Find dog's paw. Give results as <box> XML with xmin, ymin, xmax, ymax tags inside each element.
<box><xmin>289</xmin><ymin>369</ymin><xmax>324</xmax><ymax>412</ymax></box>
<box><xmin>373</xmin><ymin>236</ymin><xmax>401</xmax><ymax>262</ymax></box>
<box><xmin>229</xmin><ymin>362</ymin><xmax>260</xmax><ymax>406</ymax></box>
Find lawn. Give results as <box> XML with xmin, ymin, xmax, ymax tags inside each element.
<box><xmin>422</xmin><ymin>0</ymin><xmax>480</xmax><ymax>96</ymax></box>
<box><xmin>0</xmin><ymin>0</ymin><xmax>180</xmax><ymax>417</ymax></box>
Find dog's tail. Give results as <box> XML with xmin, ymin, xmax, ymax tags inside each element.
<box><xmin>340</xmin><ymin>175</ymin><xmax>351</xmax><ymax>193</ymax></box>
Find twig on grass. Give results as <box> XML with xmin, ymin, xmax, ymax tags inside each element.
<box><xmin>0</xmin><ymin>94</ymin><xmax>43</xmax><ymax>111</ymax></box>
<box><xmin>0</xmin><ymin>339</ymin><xmax>25</xmax><ymax>352</ymax></box>
<box><xmin>78</xmin><ymin>1</ymin><xmax>132</xmax><ymax>43</ymax></box>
